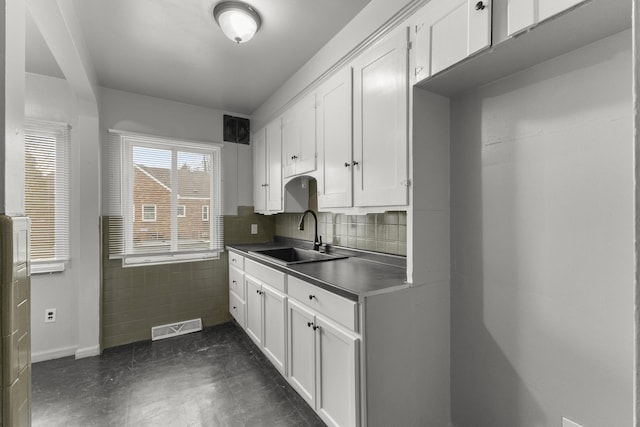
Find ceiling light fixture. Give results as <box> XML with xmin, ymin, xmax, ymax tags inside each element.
<box><xmin>213</xmin><ymin>1</ymin><xmax>262</xmax><ymax>44</ymax></box>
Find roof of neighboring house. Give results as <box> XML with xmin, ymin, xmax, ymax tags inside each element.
<box><xmin>136</xmin><ymin>165</ymin><xmax>210</xmax><ymax>197</ymax></box>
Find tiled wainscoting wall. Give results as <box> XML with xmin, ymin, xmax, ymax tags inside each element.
<box><xmin>275</xmin><ymin>211</ymin><xmax>407</xmax><ymax>256</ymax></box>
<box><xmin>101</xmin><ymin>207</ymin><xmax>275</xmax><ymax>348</ymax></box>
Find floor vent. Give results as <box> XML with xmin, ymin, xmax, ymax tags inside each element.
<box><xmin>151</xmin><ymin>318</ymin><xmax>202</xmax><ymax>341</ymax></box>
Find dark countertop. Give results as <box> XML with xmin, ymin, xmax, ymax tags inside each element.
<box><xmin>226</xmin><ymin>240</ymin><xmax>408</xmax><ymax>301</ymax></box>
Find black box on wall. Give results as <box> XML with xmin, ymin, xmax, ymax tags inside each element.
<box><xmin>223</xmin><ymin>115</ymin><xmax>250</xmax><ymax>145</ymax></box>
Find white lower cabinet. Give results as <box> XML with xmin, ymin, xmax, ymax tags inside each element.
<box><xmin>229</xmin><ymin>251</ymin><xmax>389</xmax><ymax>427</ymax></box>
<box><xmin>287</xmin><ymin>299</ymin><xmax>317</xmax><ymax>406</ymax></box>
<box><xmin>228</xmin><ymin>255</ymin><xmax>246</xmax><ymax>328</ymax></box>
<box><xmin>314</xmin><ymin>315</ymin><xmax>360</xmax><ymax>427</ymax></box>
<box><xmin>245</xmin><ymin>275</ymin><xmax>287</xmax><ymax>375</ymax></box>
<box><xmin>245</xmin><ymin>276</ymin><xmax>263</xmax><ymax>346</ymax></box>
<box><xmin>262</xmin><ymin>284</ymin><xmax>287</xmax><ymax>374</ymax></box>
<box><xmin>287</xmin><ymin>298</ymin><xmax>360</xmax><ymax>427</ymax></box>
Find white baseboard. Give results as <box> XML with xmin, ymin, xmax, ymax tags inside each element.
<box><xmin>31</xmin><ymin>345</ymin><xmax>77</xmax><ymax>363</ymax></box>
<box><xmin>75</xmin><ymin>345</ymin><xmax>100</xmax><ymax>359</ymax></box>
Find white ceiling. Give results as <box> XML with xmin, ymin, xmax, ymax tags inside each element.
<box><xmin>25</xmin><ymin>0</ymin><xmax>372</xmax><ymax>115</ymax></box>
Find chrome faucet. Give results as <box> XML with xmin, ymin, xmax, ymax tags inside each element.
<box><xmin>298</xmin><ymin>209</ymin><xmax>321</xmax><ymax>251</ymax></box>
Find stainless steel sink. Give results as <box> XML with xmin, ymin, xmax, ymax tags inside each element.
<box><xmin>248</xmin><ymin>247</ymin><xmax>348</xmax><ymax>265</ymax></box>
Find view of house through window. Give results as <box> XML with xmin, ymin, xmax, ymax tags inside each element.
<box><xmin>24</xmin><ymin>119</ymin><xmax>70</xmax><ymax>272</ymax></box>
<box><xmin>108</xmin><ymin>131</ymin><xmax>223</xmax><ymax>265</ymax></box>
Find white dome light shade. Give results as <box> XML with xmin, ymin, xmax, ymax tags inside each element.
<box><xmin>213</xmin><ymin>2</ymin><xmax>261</xmax><ymax>44</ymax></box>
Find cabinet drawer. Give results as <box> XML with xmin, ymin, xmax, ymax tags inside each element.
<box><xmin>245</xmin><ymin>259</ymin><xmax>286</xmax><ymax>292</ymax></box>
<box><xmin>229</xmin><ymin>266</ymin><xmax>245</xmax><ymax>299</ymax></box>
<box><xmin>228</xmin><ymin>251</ymin><xmax>245</xmax><ymax>269</ymax></box>
<box><xmin>287</xmin><ymin>275</ymin><xmax>358</xmax><ymax>332</ymax></box>
<box><xmin>229</xmin><ymin>291</ymin><xmax>246</xmax><ymax>328</ymax></box>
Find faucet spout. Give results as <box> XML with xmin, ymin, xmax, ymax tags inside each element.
<box><xmin>298</xmin><ymin>210</ymin><xmax>320</xmax><ymax>251</ymax></box>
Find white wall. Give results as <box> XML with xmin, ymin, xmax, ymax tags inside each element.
<box><xmin>25</xmin><ymin>73</ymin><xmax>79</xmax><ymax>361</ymax></box>
<box><xmin>449</xmin><ymin>30</ymin><xmax>634</xmax><ymax>426</ymax></box>
<box><xmin>1</xmin><ymin>0</ymin><xmax>26</xmax><ymax>216</ymax></box>
<box><xmin>99</xmin><ymin>87</ymin><xmax>253</xmax><ymax>216</ymax></box>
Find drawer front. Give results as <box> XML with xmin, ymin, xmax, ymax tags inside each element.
<box><xmin>287</xmin><ymin>275</ymin><xmax>358</xmax><ymax>332</ymax></box>
<box><xmin>229</xmin><ymin>266</ymin><xmax>245</xmax><ymax>299</ymax></box>
<box><xmin>228</xmin><ymin>251</ymin><xmax>245</xmax><ymax>269</ymax></box>
<box><xmin>229</xmin><ymin>291</ymin><xmax>246</xmax><ymax>328</ymax></box>
<box><xmin>245</xmin><ymin>259</ymin><xmax>286</xmax><ymax>292</ymax></box>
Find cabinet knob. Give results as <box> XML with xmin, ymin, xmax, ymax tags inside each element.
<box><xmin>313</xmin><ymin>325</ymin><xmax>320</xmax><ymax>331</ymax></box>
<box><xmin>232</xmin><ymin>280</ymin><xmax>237</xmax><ymax>284</ymax></box>
<box><xmin>307</xmin><ymin>322</ymin><xmax>313</xmax><ymax>328</ymax></box>
<box><xmin>291</xmin><ymin>155</ymin><xmax>298</xmax><ymax>160</ymax></box>
<box><xmin>475</xmin><ymin>1</ymin><xmax>485</xmax><ymax>10</ymax></box>
<box><xmin>309</xmin><ymin>295</ymin><xmax>316</xmax><ymax>300</ymax></box>
<box><xmin>233</xmin><ymin>306</ymin><xmax>237</xmax><ymax>310</ymax></box>
<box><xmin>344</xmin><ymin>162</ymin><xmax>351</xmax><ymax>168</ymax></box>
<box><xmin>352</xmin><ymin>160</ymin><xmax>359</xmax><ymax>166</ymax></box>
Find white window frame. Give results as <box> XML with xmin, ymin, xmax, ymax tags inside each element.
<box><xmin>141</xmin><ymin>204</ymin><xmax>157</xmax><ymax>222</ymax></box>
<box><xmin>177</xmin><ymin>205</ymin><xmax>186</xmax><ymax>217</ymax></box>
<box><xmin>202</xmin><ymin>205</ymin><xmax>209</xmax><ymax>221</ymax></box>
<box><xmin>107</xmin><ymin>130</ymin><xmax>223</xmax><ymax>267</ymax></box>
<box><xmin>24</xmin><ymin>119</ymin><xmax>71</xmax><ymax>274</ymax></box>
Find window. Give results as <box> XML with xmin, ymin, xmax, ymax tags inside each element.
<box><xmin>24</xmin><ymin>119</ymin><xmax>70</xmax><ymax>273</ymax></box>
<box><xmin>107</xmin><ymin>130</ymin><xmax>223</xmax><ymax>266</ymax></box>
<box><xmin>141</xmin><ymin>204</ymin><xmax>157</xmax><ymax>222</ymax></box>
<box><xmin>202</xmin><ymin>205</ymin><xmax>209</xmax><ymax>221</ymax></box>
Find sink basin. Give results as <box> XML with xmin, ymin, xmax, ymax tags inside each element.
<box><xmin>249</xmin><ymin>247</ymin><xmax>348</xmax><ymax>265</ymax></box>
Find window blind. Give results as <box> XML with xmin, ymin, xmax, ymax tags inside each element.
<box><xmin>24</xmin><ymin>119</ymin><xmax>71</xmax><ymax>267</ymax></box>
<box><xmin>107</xmin><ymin>130</ymin><xmax>224</xmax><ymax>265</ymax></box>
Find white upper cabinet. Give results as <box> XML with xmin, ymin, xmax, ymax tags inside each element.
<box><xmin>352</xmin><ymin>26</ymin><xmax>409</xmax><ymax>208</ymax></box>
<box><xmin>282</xmin><ymin>93</ymin><xmax>317</xmax><ymax>178</ymax></box>
<box><xmin>253</xmin><ymin>128</ymin><xmax>267</xmax><ymax>213</ymax></box>
<box><xmin>317</xmin><ymin>68</ymin><xmax>353</xmax><ymax>209</ymax></box>
<box><xmin>414</xmin><ymin>0</ymin><xmax>492</xmax><ymax>82</ymax></box>
<box><xmin>266</xmin><ymin>118</ymin><xmax>283</xmax><ymax>211</ymax></box>
<box><xmin>253</xmin><ymin>118</ymin><xmax>283</xmax><ymax>213</ymax></box>
<box><xmin>508</xmin><ymin>0</ymin><xmax>586</xmax><ymax>36</ymax></box>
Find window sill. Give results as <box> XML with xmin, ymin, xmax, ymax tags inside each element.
<box><xmin>31</xmin><ymin>262</ymin><xmax>66</xmax><ymax>275</ymax></box>
<box><xmin>120</xmin><ymin>251</ymin><xmax>220</xmax><ymax>267</ymax></box>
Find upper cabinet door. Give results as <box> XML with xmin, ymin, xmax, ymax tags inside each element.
<box><xmin>266</xmin><ymin>118</ymin><xmax>283</xmax><ymax>212</ymax></box>
<box><xmin>352</xmin><ymin>27</ymin><xmax>409</xmax><ymax>208</ymax></box>
<box><xmin>317</xmin><ymin>68</ymin><xmax>353</xmax><ymax>209</ymax></box>
<box><xmin>282</xmin><ymin>93</ymin><xmax>317</xmax><ymax>178</ymax></box>
<box><xmin>253</xmin><ymin>128</ymin><xmax>267</xmax><ymax>212</ymax></box>
<box><xmin>538</xmin><ymin>0</ymin><xmax>584</xmax><ymax>21</ymax></box>
<box><xmin>508</xmin><ymin>0</ymin><xmax>586</xmax><ymax>36</ymax></box>
<box><xmin>296</xmin><ymin>93</ymin><xmax>317</xmax><ymax>176</ymax></box>
<box><xmin>414</xmin><ymin>0</ymin><xmax>492</xmax><ymax>81</ymax></box>
<box><xmin>282</xmin><ymin>109</ymin><xmax>298</xmax><ymax>178</ymax></box>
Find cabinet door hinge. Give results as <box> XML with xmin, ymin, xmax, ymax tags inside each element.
<box><xmin>407</xmin><ymin>41</ymin><xmax>413</xmax><ymax>51</ymax></box>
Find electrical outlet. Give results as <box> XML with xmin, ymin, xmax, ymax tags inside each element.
<box><xmin>562</xmin><ymin>417</ymin><xmax>584</xmax><ymax>427</ymax></box>
<box><xmin>251</xmin><ymin>224</ymin><xmax>258</xmax><ymax>234</ymax></box>
<box><xmin>45</xmin><ymin>308</ymin><xmax>56</xmax><ymax>323</ymax></box>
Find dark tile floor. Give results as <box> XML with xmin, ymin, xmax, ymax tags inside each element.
<box><xmin>32</xmin><ymin>322</ymin><xmax>326</xmax><ymax>427</ymax></box>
